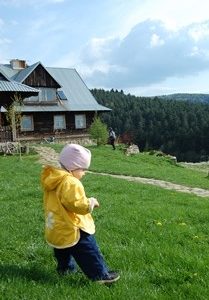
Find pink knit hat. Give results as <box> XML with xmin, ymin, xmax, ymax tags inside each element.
<box><xmin>59</xmin><ymin>144</ymin><xmax>91</xmax><ymax>171</ymax></box>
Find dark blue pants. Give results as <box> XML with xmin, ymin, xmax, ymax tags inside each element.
<box><xmin>109</xmin><ymin>138</ymin><xmax>115</xmax><ymax>150</ymax></box>
<box><xmin>53</xmin><ymin>230</ymin><xmax>109</xmax><ymax>280</ymax></box>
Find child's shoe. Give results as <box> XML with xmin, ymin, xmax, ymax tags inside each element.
<box><xmin>96</xmin><ymin>271</ymin><xmax>120</xmax><ymax>284</ymax></box>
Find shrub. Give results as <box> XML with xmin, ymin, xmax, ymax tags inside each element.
<box><xmin>89</xmin><ymin>117</ymin><xmax>108</xmax><ymax>146</ymax></box>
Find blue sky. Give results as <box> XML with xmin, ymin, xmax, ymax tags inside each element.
<box><xmin>1</xmin><ymin>0</ymin><xmax>209</xmax><ymax>96</ymax></box>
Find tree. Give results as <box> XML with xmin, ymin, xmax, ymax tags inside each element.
<box><xmin>5</xmin><ymin>93</ymin><xmax>24</xmax><ymax>158</ymax></box>
<box><xmin>89</xmin><ymin>116</ymin><xmax>108</xmax><ymax>146</ymax></box>
<box><xmin>6</xmin><ymin>93</ymin><xmax>23</xmax><ymax>141</ymax></box>
<box><xmin>91</xmin><ymin>88</ymin><xmax>209</xmax><ymax>162</ymax></box>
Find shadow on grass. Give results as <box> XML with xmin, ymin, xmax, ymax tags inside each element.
<box><xmin>0</xmin><ymin>264</ymin><xmax>89</xmax><ymax>287</ymax></box>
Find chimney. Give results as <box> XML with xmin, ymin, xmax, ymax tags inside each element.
<box><xmin>10</xmin><ymin>59</ymin><xmax>27</xmax><ymax>69</ymax></box>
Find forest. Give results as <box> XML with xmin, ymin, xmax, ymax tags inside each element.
<box><xmin>91</xmin><ymin>88</ymin><xmax>209</xmax><ymax>162</ymax></box>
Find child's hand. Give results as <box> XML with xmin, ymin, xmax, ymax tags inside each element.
<box><xmin>89</xmin><ymin>197</ymin><xmax>100</xmax><ymax>211</ymax></box>
<box><xmin>93</xmin><ymin>198</ymin><xmax>100</xmax><ymax>208</ymax></box>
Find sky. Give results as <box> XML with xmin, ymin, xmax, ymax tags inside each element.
<box><xmin>1</xmin><ymin>0</ymin><xmax>209</xmax><ymax>96</ymax></box>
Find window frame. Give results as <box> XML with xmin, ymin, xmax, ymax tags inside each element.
<box><xmin>54</xmin><ymin>114</ymin><xmax>66</xmax><ymax>130</ymax></box>
<box><xmin>75</xmin><ymin>114</ymin><xmax>86</xmax><ymax>129</ymax></box>
<box><xmin>21</xmin><ymin>115</ymin><xmax>34</xmax><ymax>132</ymax></box>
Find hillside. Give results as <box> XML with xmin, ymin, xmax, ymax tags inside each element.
<box><xmin>158</xmin><ymin>93</ymin><xmax>209</xmax><ymax>103</ymax></box>
<box><xmin>91</xmin><ymin>88</ymin><xmax>209</xmax><ymax>162</ymax></box>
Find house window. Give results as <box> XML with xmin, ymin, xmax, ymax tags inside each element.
<box><xmin>40</xmin><ymin>88</ymin><xmax>57</xmax><ymax>101</ymax></box>
<box><xmin>75</xmin><ymin>114</ymin><xmax>86</xmax><ymax>129</ymax></box>
<box><xmin>21</xmin><ymin>115</ymin><xmax>34</xmax><ymax>131</ymax></box>
<box><xmin>25</xmin><ymin>88</ymin><xmax>57</xmax><ymax>102</ymax></box>
<box><xmin>54</xmin><ymin>115</ymin><xmax>66</xmax><ymax>130</ymax></box>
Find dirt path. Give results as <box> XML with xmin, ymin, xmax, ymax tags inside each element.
<box><xmin>33</xmin><ymin>146</ymin><xmax>209</xmax><ymax>198</ymax></box>
<box><xmin>88</xmin><ymin>171</ymin><xmax>209</xmax><ymax>198</ymax></box>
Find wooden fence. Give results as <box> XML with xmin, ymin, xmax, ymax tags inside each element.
<box><xmin>0</xmin><ymin>126</ymin><xmax>12</xmax><ymax>142</ymax></box>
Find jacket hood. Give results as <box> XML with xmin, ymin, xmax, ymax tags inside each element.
<box><xmin>41</xmin><ymin>166</ymin><xmax>69</xmax><ymax>191</ymax></box>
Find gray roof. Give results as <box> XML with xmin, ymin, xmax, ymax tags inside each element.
<box><xmin>46</xmin><ymin>67</ymin><xmax>110</xmax><ymax>111</ymax></box>
<box><xmin>0</xmin><ymin>64</ymin><xmax>19</xmax><ymax>79</ymax></box>
<box><xmin>20</xmin><ymin>104</ymin><xmax>67</xmax><ymax>112</ymax></box>
<box><xmin>0</xmin><ymin>61</ymin><xmax>110</xmax><ymax>112</ymax></box>
<box><xmin>0</xmin><ymin>69</ymin><xmax>39</xmax><ymax>93</ymax></box>
<box><xmin>0</xmin><ymin>80</ymin><xmax>39</xmax><ymax>93</ymax></box>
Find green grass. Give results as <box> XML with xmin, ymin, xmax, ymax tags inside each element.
<box><xmin>89</xmin><ymin>145</ymin><xmax>209</xmax><ymax>190</ymax></box>
<box><xmin>50</xmin><ymin>144</ymin><xmax>209</xmax><ymax>190</ymax></box>
<box><xmin>1</xmin><ymin>147</ymin><xmax>209</xmax><ymax>299</ymax></box>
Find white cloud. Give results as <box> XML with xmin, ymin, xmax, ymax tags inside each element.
<box><xmin>78</xmin><ymin>19</ymin><xmax>209</xmax><ymax>91</ymax></box>
<box><xmin>84</xmin><ymin>37</ymin><xmax>115</xmax><ymax>60</ymax></box>
<box><xmin>190</xmin><ymin>46</ymin><xmax>200</xmax><ymax>57</ymax></box>
<box><xmin>150</xmin><ymin>34</ymin><xmax>165</xmax><ymax>47</ymax></box>
<box><xmin>140</xmin><ymin>0</ymin><xmax>209</xmax><ymax>29</ymax></box>
<box><xmin>2</xmin><ymin>0</ymin><xmax>209</xmax><ymax>95</ymax></box>
<box><xmin>80</xmin><ymin>37</ymin><xmax>119</xmax><ymax>63</ymax></box>
<box><xmin>188</xmin><ymin>23</ymin><xmax>209</xmax><ymax>42</ymax></box>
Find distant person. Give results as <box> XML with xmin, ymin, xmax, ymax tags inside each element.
<box><xmin>41</xmin><ymin>143</ymin><xmax>120</xmax><ymax>284</ymax></box>
<box><xmin>109</xmin><ymin>127</ymin><xmax>116</xmax><ymax>150</ymax></box>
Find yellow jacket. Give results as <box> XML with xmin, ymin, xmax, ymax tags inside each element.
<box><xmin>41</xmin><ymin>166</ymin><xmax>95</xmax><ymax>249</ymax></box>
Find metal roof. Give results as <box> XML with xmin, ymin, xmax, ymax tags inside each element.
<box><xmin>0</xmin><ymin>64</ymin><xmax>19</xmax><ymax>79</ymax></box>
<box><xmin>0</xmin><ymin>69</ymin><xmax>39</xmax><ymax>106</ymax></box>
<box><xmin>0</xmin><ymin>69</ymin><xmax>12</xmax><ymax>81</ymax></box>
<box><xmin>0</xmin><ymin>65</ymin><xmax>38</xmax><ymax>93</ymax></box>
<box><xmin>1</xmin><ymin>102</ymin><xmax>66</xmax><ymax>112</ymax></box>
<box><xmin>0</xmin><ymin>79</ymin><xmax>39</xmax><ymax>93</ymax></box>
<box><xmin>19</xmin><ymin>104</ymin><xmax>67</xmax><ymax>112</ymax></box>
<box><xmin>46</xmin><ymin>67</ymin><xmax>110</xmax><ymax>111</ymax></box>
<box><xmin>0</xmin><ymin>61</ymin><xmax>110</xmax><ymax>112</ymax></box>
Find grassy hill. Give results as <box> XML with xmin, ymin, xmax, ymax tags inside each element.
<box><xmin>1</xmin><ymin>145</ymin><xmax>209</xmax><ymax>299</ymax></box>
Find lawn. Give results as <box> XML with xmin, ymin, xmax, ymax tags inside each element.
<box><xmin>1</xmin><ymin>146</ymin><xmax>209</xmax><ymax>300</ymax></box>
<box><xmin>51</xmin><ymin>144</ymin><xmax>209</xmax><ymax>189</ymax></box>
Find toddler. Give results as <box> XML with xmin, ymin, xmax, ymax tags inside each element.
<box><xmin>41</xmin><ymin>143</ymin><xmax>120</xmax><ymax>284</ymax></box>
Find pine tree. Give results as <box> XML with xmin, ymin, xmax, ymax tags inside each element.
<box><xmin>89</xmin><ymin>117</ymin><xmax>108</xmax><ymax>146</ymax></box>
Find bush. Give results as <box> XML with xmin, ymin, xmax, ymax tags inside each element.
<box><xmin>89</xmin><ymin>117</ymin><xmax>108</xmax><ymax>146</ymax></box>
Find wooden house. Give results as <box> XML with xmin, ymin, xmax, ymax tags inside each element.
<box><xmin>0</xmin><ymin>59</ymin><xmax>110</xmax><ymax>142</ymax></box>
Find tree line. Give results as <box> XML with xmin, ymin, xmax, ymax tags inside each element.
<box><xmin>91</xmin><ymin>88</ymin><xmax>209</xmax><ymax>162</ymax></box>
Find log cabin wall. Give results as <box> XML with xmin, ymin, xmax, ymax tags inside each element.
<box><xmin>19</xmin><ymin>111</ymin><xmax>96</xmax><ymax>140</ymax></box>
<box><xmin>23</xmin><ymin>65</ymin><xmax>60</xmax><ymax>88</ymax></box>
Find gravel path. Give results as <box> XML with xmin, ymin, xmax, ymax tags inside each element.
<box><xmin>33</xmin><ymin>146</ymin><xmax>209</xmax><ymax>198</ymax></box>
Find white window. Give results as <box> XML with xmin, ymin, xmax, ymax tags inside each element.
<box><xmin>21</xmin><ymin>115</ymin><xmax>34</xmax><ymax>131</ymax></box>
<box><xmin>54</xmin><ymin>115</ymin><xmax>66</xmax><ymax>130</ymax></box>
<box><xmin>75</xmin><ymin>114</ymin><xmax>86</xmax><ymax>129</ymax></box>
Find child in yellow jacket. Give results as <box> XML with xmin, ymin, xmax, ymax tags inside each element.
<box><xmin>41</xmin><ymin>143</ymin><xmax>120</xmax><ymax>284</ymax></box>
